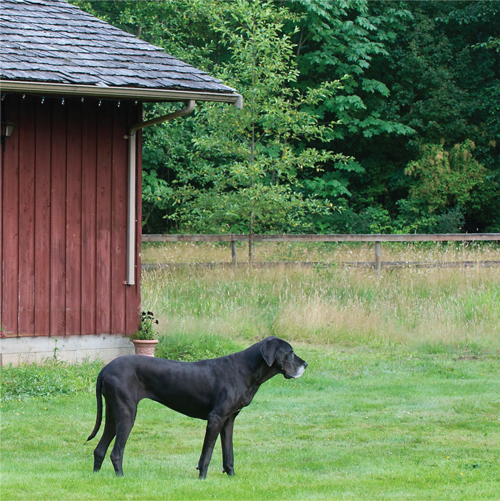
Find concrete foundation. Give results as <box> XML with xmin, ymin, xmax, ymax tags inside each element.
<box><xmin>0</xmin><ymin>334</ymin><xmax>135</xmax><ymax>367</ymax></box>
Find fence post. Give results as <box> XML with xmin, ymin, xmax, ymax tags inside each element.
<box><xmin>231</xmin><ymin>237</ymin><xmax>237</xmax><ymax>267</ymax></box>
<box><xmin>375</xmin><ymin>241</ymin><xmax>382</xmax><ymax>272</ymax></box>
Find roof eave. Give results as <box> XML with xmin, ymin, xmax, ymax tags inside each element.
<box><xmin>0</xmin><ymin>80</ymin><xmax>243</xmax><ymax>108</ymax></box>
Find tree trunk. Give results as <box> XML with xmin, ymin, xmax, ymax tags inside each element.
<box><xmin>248</xmin><ymin>213</ymin><xmax>254</xmax><ymax>266</ymax></box>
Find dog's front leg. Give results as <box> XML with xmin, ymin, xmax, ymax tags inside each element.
<box><xmin>220</xmin><ymin>416</ymin><xmax>236</xmax><ymax>476</ymax></box>
<box><xmin>197</xmin><ymin>413</ymin><xmax>224</xmax><ymax>479</ymax></box>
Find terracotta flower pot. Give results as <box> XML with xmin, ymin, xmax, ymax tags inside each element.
<box><xmin>132</xmin><ymin>339</ymin><xmax>158</xmax><ymax>357</ymax></box>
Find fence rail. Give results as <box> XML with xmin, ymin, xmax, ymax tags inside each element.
<box><xmin>143</xmin><ymin>233</ymin><xmax>500</xmax><ymax>243</ymax></box>
<box><xmin>142</xmin><ymin>233</ymin><xmax>500</xmax><ymax>271</ymax></box>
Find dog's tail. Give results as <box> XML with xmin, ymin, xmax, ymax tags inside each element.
<box><xmin>86</xmin><ymin>369</ymin><xmax>104</xmax><ymax>442</ymax></box>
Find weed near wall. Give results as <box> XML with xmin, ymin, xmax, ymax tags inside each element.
<box><xmin>0</xmin><ymin>359</ymin><xmax>104</xmax><ymax>401</ymax></box>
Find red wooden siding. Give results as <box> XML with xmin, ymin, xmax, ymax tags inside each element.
<box><xmin>0</xmin><ymin>94</ymin><xmax>141</xmax><ymax>337</ymax></box>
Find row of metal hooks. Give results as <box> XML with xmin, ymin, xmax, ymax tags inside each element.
<box><xmin>1</xmin><ymin>93</ymin><xmax>139</xmax><ymax>108</ymax></box>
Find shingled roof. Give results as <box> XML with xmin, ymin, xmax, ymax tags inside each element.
<box><xmin>0</xmin><ymin>0</ymin><xmax>241</xmax><ymax>105</ymax></box>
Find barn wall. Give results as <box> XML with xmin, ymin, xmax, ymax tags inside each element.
<box><xmin>0</xmin><ymin>94</ymin><xmax>142</xmax><ymax>338</ymax></box>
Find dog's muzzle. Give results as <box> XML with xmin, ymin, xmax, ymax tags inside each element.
<box><xmin>286</xmin><ymin>363</ymin><xmax>307</xmax><ymax>379</ymax></box>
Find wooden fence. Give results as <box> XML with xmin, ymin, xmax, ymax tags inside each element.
<box><xmin>142</xmin><ymin>233</ymin><xmax>500</xmax><ymax>271</ymax></box>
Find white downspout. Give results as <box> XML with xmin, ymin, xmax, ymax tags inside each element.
<box><xmin>125</xmin><ymin>99</ymin><xmax>196</xmax><ymax>285</ymax></box>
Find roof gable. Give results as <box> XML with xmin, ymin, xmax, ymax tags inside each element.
<box><xmin>0</xmin><ymin>0</ymin><xmax>237</xmax><ymax>98</ymax></box>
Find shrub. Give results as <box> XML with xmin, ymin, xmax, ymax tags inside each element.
<box><xmin>155</xmin><ymin>332</ymin><xmax>243</xmax><ymax>362</ymax></box>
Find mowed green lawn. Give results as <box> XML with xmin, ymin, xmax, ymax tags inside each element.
<box><xmin>2</xmin><ymin>249</ymin><xmax>500</xmax><ymax>500</ymax></box>
<box><xmin>2</xmin><ymin>345</ymin><xmax>499</xmax><ymax>500</ymax></box>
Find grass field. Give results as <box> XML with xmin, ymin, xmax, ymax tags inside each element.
<box><xmin>142</xmin><ymin>242</ymin><xmax>500</xmax><ymax>353</ymax></box>
<box><xmin>1</xmin><ymin>243</ymin><xmax>499</xmax><ymax>500</ymax></box>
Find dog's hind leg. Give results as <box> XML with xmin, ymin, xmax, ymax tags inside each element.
<box><xmin>93</xmin><ymin>405</ymin><xmax>116</xmax><ymax>472</ymax></box>
<box><xmin>109</xmin><ymin>401</ymin><xmax>137</xmax><ymax>477</ymax></box>
<box><xmin>220</xmin><ymin>415</ymin><xmax>237</xmax><ymax>476</ymax></box>
<box><xmin>197</xmin><ymin>412</ymin><xmax>225</xmax><ymax>479</ymax></box>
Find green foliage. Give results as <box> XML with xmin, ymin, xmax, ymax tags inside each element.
<box><xmin>291</xmin><ymin>0</ymin><xmax>414</xmax><ymax>140</ymax></box>
<box><xmin>405</xmin><ymin>141</ymin><xmax>488</xmax><ymax>213</ymax></box>
<box><xmin>301</xmin><ymin>160</ymin><xmax>364</xmax><ymax>200</ymax></box>
<box><xmin>319</xmin><ymin>203</ymin><xmax>468</xmax><ymax>235</ymax></box>
<box><xmin>169</xmin><ymin>0</ymin><xmax>348</xmax><ymax>235</ymax></box>
<box><xmin>141</xmin><ymin>168</ymin><xmax>173</xmax><ymax>230</ymax></box>
<box><xmin>173</xmin><ymin>184</ymin><xmax>325</xmax><ymax>235</ymax></box>
<box><xmin>70</xmin><ymin>0</ymin><xmax>500</xmax><ymax>233</ymax></box>
<box><xmin>330</xmin><ymin>0</ymin><xmax>500</xmax><ymax>232</ymax></box>
<box><xmin>131</xmin><ymin>311</ymin><xmax>159</xmax><ymax>340</ymax></box>
<box><xmin>392</xmin><ymin>201</ymin><xmax>466</xmax><ymax>235</ymax></box>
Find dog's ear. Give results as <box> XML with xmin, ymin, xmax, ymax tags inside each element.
<box><xmin>260</xmin><ymin>338</ymin><xmax>280</xmax><ymax>367</ymax></box>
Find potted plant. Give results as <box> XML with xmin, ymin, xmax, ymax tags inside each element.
<box><xmin>131</xmin><ymin>311</ymin><xmax>159</xmax><ymax>357</ymax></box>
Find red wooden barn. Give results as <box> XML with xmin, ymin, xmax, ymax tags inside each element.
<box><xmin>0</xmin><ymin>0</ymin><xmax>241</xmax><ymax>365</ymax></box>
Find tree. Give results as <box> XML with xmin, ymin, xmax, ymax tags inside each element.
<box><xmin>291</xmin><ymin>0</ymin><xmax>414</xmax><ymax>140</ymax></box>
<box><xmin>166</xmin><ymin>0</ymin><xmax>348</xmax><ymax>259</ymax></box>
<box><xmin>285</xmin><ymin>0</ymin><xmax>416</xmax><ymax>228</ymax></box>
<box><xmin>71</xmin><ymin>0</ymin><xmax>500</xmax><ymax>233</ymax></box>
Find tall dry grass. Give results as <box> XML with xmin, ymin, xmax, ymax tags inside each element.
<box><xmin>141</xmin><ymin>243</ymin><xmax>500</xmax><ymax>352</ymax></box>
<box><xmin>142</xmin><ymin>240</ymin><xmax>499</xmax><ymax>265</ymax></box>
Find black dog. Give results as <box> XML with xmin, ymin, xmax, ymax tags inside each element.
<box><xmin>87</xmin><ymin>336</ymin><xmax>307</xmax><ymax>478</ymax></box>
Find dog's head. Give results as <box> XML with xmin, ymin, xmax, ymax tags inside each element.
<box><xmin>260</xmin><ymin>337</ymin><xmax>307</xmax><ymax>379</ymax></box>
